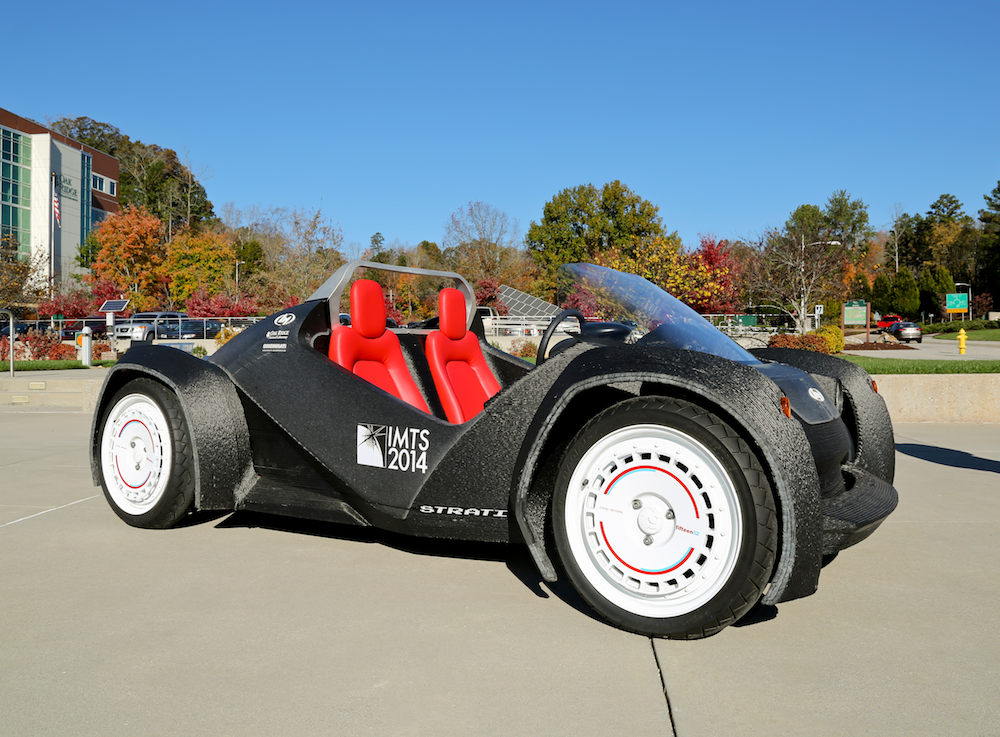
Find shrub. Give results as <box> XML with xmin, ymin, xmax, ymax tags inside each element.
<box><xmin>192</xmin><ymin>345</ymin><xmax>208</xmax><ymax>358</ymax></box>
<box><xmin>509</xmin><ymin>337</ymin><xmax>538</xmax><ymax>358</ymax></box>
<box><xmin>812</xmin><ymin>325</ymin><xmax>845</xmax><ymax>354</ymax></box>
<box><xmin>91</xmin><ymin>340</ymin><xmax>111</xmax><ymax>361</ymax></box>
<box><xmin>215</xmin><ymin>325</ymin><xmax>243</xmax><ymax>348</ymax></box>
<box><xmin>767</xmin><ymin>332</ymin><xmax>830</xmax><ymax>353</ymax></box>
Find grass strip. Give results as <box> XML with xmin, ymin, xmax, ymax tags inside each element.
<box><xmin>839</xmin><ymin>356</ymin><xmax>1000</xmax><ymax>374</ymax></box>
<box><xmin>0</xmin><ymin>360</ymin><xmax>117</xmax><ymax>371</ymax></box>
<box><xmin>932</xmin><ymin>329</ymin><xmax>1000</xmax><ymax>341</ymax></box>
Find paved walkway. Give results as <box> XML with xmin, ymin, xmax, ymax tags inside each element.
<box><xmin>1</xmin><ymin>412</ymin><xmax>998</xmax><ymax>735</ymax></box>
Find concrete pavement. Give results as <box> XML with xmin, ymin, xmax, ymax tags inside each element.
<box><xmin>842</xmin><ymin>334</ymin><xmax>1000</xmax><ymax>361</ymax></box>
<box><xmin>2</xmin><ymin>412</ymin><xmax>999</xmax><ymax>735</ymax></box>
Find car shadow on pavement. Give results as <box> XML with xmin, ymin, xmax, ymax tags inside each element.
<box><xmin>215</xmin><ymin>510</ymin><xmax>602</xmax><ymax>621</ymax></box>
<box><xmin>895</xmin><ymin>443</ymin><xmax>1000</xmax><ymax>474</ymax></box>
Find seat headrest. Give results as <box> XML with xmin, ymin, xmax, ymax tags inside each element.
<box><xmin>351</xmin><ymin>279</ymin><xmax>387</xmax><ymax>339</ymax></box>
<box><xmin>439</xmin><ymin>288</ymin><xmax>468</xmax><ymax>340</ymax></box>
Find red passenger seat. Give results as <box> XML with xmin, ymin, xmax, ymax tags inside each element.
<box><xmin>426</xmin><ymin>288</ymin><xmax>501</xmax><ymax>424</ymax></box>
<box><xmin>329</xmin><ymin>279</ymin><xmax>430</xmax><ymax>414</ymax></box>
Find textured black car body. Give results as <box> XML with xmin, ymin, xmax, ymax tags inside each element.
<box><xmin>90</xmin><ymin>261</ymin><xmax>898</xmax><ymax>636</ymax></box>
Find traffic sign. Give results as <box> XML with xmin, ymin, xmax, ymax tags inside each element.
<box><xmin>945</xmin><ymin>293</ymin><xmax>968</xmax><ymax>313</ymax></box>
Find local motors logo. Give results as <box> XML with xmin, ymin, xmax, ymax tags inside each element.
<box><xmin>808</xmin><ymin>387</ymin><xmax>826</xmax><ymax>402</ymax></box>
<box><xmin>274</xmin><ymin>313</ymin><xmax>296</xmax><ymax>326</ymax></box>
<box><xmin>357</xmin><ymin>424</ymin><xmax>430</xmax><ymax>474</ymax></box>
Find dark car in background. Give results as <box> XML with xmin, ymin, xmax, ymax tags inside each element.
<box><xmin>61</xmin><ymin>316</ymin><xmax>114</xmax><ymax>340</ymax></box>
<box><xmin>887</xmin><ymin>322</ymin><xmax>922</xmax><ymax>343</ymax></box>
<box><xmin>159</xmin><ymin>319</ymin><xmax>224</xmax><ymax>340</ymax></box>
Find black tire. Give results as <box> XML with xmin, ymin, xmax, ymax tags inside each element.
<box><xmin>552</xmin><ymin>396</ymin><xmax>776</xmax><ymax>639</ymax></box>
<box><xmin>143</xmin><ymin>331</ymin><xmax>155</xmax><ymax>343</ymax></box>
<box><xmin>97</xmin><ymin>378</ymin><xmax>195</xmax><ymax>528</ymax></box>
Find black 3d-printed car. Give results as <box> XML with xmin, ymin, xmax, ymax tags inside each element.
<box><xmin>90</xmin><ymin>261</ymin><xmax>898</xmax><ymax>639</ymax></box>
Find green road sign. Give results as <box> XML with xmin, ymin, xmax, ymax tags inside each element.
<box><xmin>845</xmin><ymin>300</ymin><xmax>866</xmax><ymax>307</ymax></box>
<box><xmin>946</xmin><ymin>293</ymin><xmax>968</xmax><ymax>313</ymax></box>
<box><xmin>844</xmin><ymin>305</ymin><xmax>867</xmax><ymax>325</ymax></box>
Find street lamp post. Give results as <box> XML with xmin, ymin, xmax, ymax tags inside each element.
<box><xmin>956</xmin><ymin>282</ymin><xmax>973</xmax><ymax>321</ymax></box>
<box><xmin>798</xmin><ymin>237</ymin><xmax>841</xmax><ymax>334</ymax></box>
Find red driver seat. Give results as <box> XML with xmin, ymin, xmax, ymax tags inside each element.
<box><xmin>426</xmin><ymin>288</ymin><xmax>501</xmax><ymax>424</ymax></box>
<box><xmin>329</xmin><ymin>279</ymin><xmax>430</xmax><ymax>414</ymax></box>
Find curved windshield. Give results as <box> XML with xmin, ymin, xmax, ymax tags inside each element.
<box><xmin>557</xmin><ymin>263</ymin><xmax>759</xmax><ymax>365</ymax></box>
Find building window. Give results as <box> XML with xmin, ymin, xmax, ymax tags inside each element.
<box><xmin>93</xmin><ymin>175</ymin><xmax>104</xmax><ymax>192</ymax></box>
<box><xmin>0</xmin><ymin>127</ymin><xmax>30</xmax><ymax>249</ymax></box>
<box><xmin>109</xmin><ymin>181</ymin><xmax>116</xmax><ymax>196</ymax></box>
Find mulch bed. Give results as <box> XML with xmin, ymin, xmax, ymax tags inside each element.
<box><xmin>843</xmin><ymin>342</ymin><xmax>916</xmax><ymax>351</ymax></box>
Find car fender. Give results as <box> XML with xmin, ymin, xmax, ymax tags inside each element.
<box><xmin>750</xmin><ymin>348</ymin><xmax>895</xmax><ymax>484</ymax></box>
<box><xmin>90</xmin><ymin>345</ymin><xmax>255</xmax><ymax>510</ymax></box>
<box><xmin>513</xmin><ymin>344</ymin><xmax>825</xmax><ymax>606</ymax></box>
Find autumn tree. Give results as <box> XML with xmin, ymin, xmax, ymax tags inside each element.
<box><xmin>526</xmin><ymin>181</ymin><xmax>665</xmax><ymax>297</ymax></box>
<box><xmin>164</xmin><ymin>227</ymin><xmax>237</xmax><ymax>306</ymax></box>
<box><xmin>687</xmin><ymin>235</ymin><xmax>742</xmax><ymax>313</ymax></box>
<box><xmin>89</xmin><ymin>206</ymin><xmax>166</xmax><ymax>310</ymax></box>
<box><xmin>443</xmin><ymin>201</ymin><xmax>533</xmax><ymax>292</ymax></box>
<box><xmin>596</xmin><ymin>233</ymin><xmax>715</xmax><ymax>306</ymax></box>
<box><xmin>1</xmin><ymin>233</ymin><xmax>47</xmax><ymax>310</ymax></box>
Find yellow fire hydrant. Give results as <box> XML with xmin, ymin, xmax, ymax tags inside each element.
<box><xmin>958</xmin><ymin>328</ymin><xmax>967</xmax><ymax>355</ymax></box>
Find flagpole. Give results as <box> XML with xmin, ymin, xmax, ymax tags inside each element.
<box><xmin>49</xmin><ymin>171</ymin><xmax>56</xmax><ymax>286</ymax></box>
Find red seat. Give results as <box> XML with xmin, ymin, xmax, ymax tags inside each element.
<box><xmin>329</xmin><ymin>279</ymin><xmax>430</xmax><ymax>414</ymax></box>
<box><xmin>426</xmin><ymin>288</ymin><xmax>501</xmax><ymax>423</ymax></box>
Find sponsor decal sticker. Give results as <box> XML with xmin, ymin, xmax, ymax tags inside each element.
<box><xmin>274</xmin><ymin>313</ymin><xmax>296</xmax><ymax>326</ymax></box>
<box><xmin>266</xmin><ymin>330</ymin><xmax>290</xmax><ymax>339</ymax></box>
<box><xmin>357</xmin><ymin>423</ymin><xmax>430</xmax><ymax>474</ymax></box>
<box><xmin>262</xmin><ymin>342</ymin><xmax>287</xmax><ymax>353</ymax></box>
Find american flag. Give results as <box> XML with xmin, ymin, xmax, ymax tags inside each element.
<box><xmin>53</xmin><ymin>187</ymin><xmax>61</xmax><ymax>228</ymax></box>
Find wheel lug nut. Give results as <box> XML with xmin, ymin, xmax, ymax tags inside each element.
<box><xmin>643</xmin><ymin>535</ymin><xmax>653</xmax><ymax>545</ymax></box>
<box><xmin>665</xmin><ymin>509</ymin><xmax>675</xmax><ymax>520</ymax></box>
<box><xmin>632</xmin><ymin>500</ymin><xmax>642</xmax><ymax>510</ymax></box>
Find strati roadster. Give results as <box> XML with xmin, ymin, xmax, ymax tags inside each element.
<box><xmin>91</xmin><ymin>261</ymin><xmax>898</xmax><ymax>639</ymax></box>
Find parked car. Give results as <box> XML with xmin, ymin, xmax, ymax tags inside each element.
<box><xmin>159</xmin><ymin>319</ymin><xmax>224</xmax><ymax>339</ymax></box>
<box><xmin>113</xmin><ymin>312</ymin><xmax>188</xmax><ymax>342</ymax></box>
<box><xmin>61</xmin><ymin>316</ymin><xmax>114</xmax><ymax>340</ymax></box>
<box><xmin>1</xmin><ymin>322</ymin><xmax>32</xmax><ymax>337</ymax></box>
<box><xmin>91</xmin><ymin>260</ymin><xmax>898</xmax><ymax>640</ymax></box>
<box><xmin>887</xmin><ymin>322</ymin><xmax>922</xmax><ymax>343</ymax></box>
<box><xmin>876</xmin><ymin>314</ymin><xmax>904</xmax><ymax>331</ymax></box>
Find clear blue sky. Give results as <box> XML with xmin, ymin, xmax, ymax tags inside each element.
<box><xmin>11</xmin><ymin>0</ymin><xmax>999</xmax><ymax>253</ymax></box>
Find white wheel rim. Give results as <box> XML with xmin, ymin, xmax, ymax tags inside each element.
<box><xmin>101</xmin><ymin>393</ymin><xmax>172</xmax><ymax>516</ymax></box>
<box><xmin>564</xmin><ymin>423</ymin><xmax>743</xmax><ymax>619</ymax></box>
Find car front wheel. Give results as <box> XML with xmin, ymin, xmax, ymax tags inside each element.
<box><xmin>98</xmin><ymin>378</ymin><xmax>195</xmax><ymax>528</ymax></box>
<box><xmin>553</xmin><ymin>397</ymin><xmax>776</xmax><ymax>639</ymax></box>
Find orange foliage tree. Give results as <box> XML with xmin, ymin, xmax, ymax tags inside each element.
<box><xmin>90</xmin><ymin>206</ymin><xmax>165</xmax><ymax>311</ymax></box>
<box><xmin>596</xmin><ymin>234</ymin><xmax>717</xmax><ymax>308</ymax></box>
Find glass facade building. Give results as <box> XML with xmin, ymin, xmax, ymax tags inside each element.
<box><xmin>0</xmin><ymin>108</ymin><xmax>119</xmax><ymax>286</ymax></box>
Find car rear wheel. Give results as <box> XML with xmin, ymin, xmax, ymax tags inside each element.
<box><xmin>553</xmin><ymin>397</ymin><xmax>776</xmax><ymax>639</ymax></box>
<box><xmin>98</xmin><ymin>378</ymin><xmax>195</xmax><ymax>528</ymax></box>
